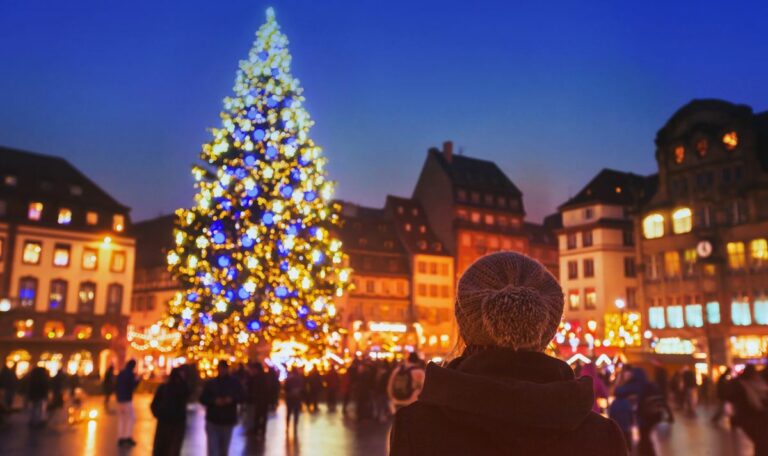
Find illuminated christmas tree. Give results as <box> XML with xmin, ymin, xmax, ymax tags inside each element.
<box><xmin>167</xmin><ymin>7</ymin><xmax>350</xmax><ymax>361</ymax></box>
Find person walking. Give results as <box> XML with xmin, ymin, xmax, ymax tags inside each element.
<box><xmin>681</xmin><ymin>367</ymin><xmax>698</xmax><ymax>417</ymax></box>
<box><xmin>0</xmin><ymin>365</ymin><xmax>17</xmax><ymax>410</ymax></box>
<box><xmin>103</xmin><ymin>364</ymin><xmax>116</xmax><ymax>407</ymax></box>
<box><xmin>151</xmin><ymin>367</ymin><xmax>189</xmax><ymax>456</ymax></box>
<box><xmin>389</xmin><ymin>252</ymin><xmax>627</xmax><ymax>456</ymax></box>
<box><xmin>608</xmin><ymin>367</ymin><xmax>635</xmax><ymax>451</ymax></box>
<box><xmin>246</xmin><ymin>362</ymin><xmax>269</xmax><ymax>440</ymax></box>
<box><xmin>199</xmin><ymin>361</ymin><xmax>244</xmax><ymax>456</ymax></box>
<box><xmin>711</xmin><ymin>368</ymin><xmax>733</xmax><ymax>424</ymax></box>
<box><xmin>283</xmin><ymin>368</ymin><xmax>304</xmax><ymax>435</ymax></box>
<box><xmin>387</xmin><ymin>353</ymin><xmax>425</xmax><ymax>414</ymax></box>
<box><xmin>615</xmin><ymin>367</ymin><xmax>665</xmax><ymax>456</ymax></box>
<box><xmin>728</xmin><ymin>365</ymin><xmax>768</xmax><ymax>455</ymax></box>
<box><xmin>325</xmin><ymin>365</ymin><xmax>340</xmax><ymax>412</ymax></box>
<box><xmin>116</xmin><ymin>360</ymin><xmax>140</xmax><ymax>448</ymax></box>
<box><xmin>49</xmin><ymin>369</ymin><xmax>66</xmax><ymax>413</ymax></box>
<box><xmin>27</xmin><ymin>366</ymin><xmax>49</xmax><ymax>428</ymax></box>
<box><xmin>653</xmin><ymin>366</ymin><xmax>674</xmax><ymax>423</ymax></box>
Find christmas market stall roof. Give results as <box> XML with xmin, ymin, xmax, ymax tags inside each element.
<box><xmin>0</xmin><ymin>145</ymin><xmax>131</xmax><ymax>229</ymax></box>
<box><xmin>558</xmin><ymin>168</ymin><xmax>657</xmax><ymax>211</ymax></box>
<box><xmin>133</xmin><ymin>214</ymin><xmax>176</xmax><ymax>269</ymax></box>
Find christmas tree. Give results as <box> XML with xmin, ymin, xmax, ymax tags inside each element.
<box><xmin>167</xmin><ymin>7</ymin><xmax>350</xmax><ymax>362</ymax></box>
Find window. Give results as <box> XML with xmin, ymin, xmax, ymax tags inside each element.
<box><xmin>441</xmin><ymin>263</ymin><xmax>449</xmax><ymax>275</ymax></box>
<box><xmin>4</xmin><ymin>175</ymin><xmax>17</xmax><ymax>186</ymax></box>
<box><xmin>365</xmin><ymin>280</ymin><xmax>375</xmax><ymax>293</ymax></box>
<box><xmin>77</xmin><ymin>282</ymin><xmax>96</xmax><ymax>314</ymax></box>
<box><xmin>417</xmin><ymin>284</ymin><xmax>426</xmax><ymax>296</ymax></box>
<box><xmin>101</xmin><ymin>324</ymin><xmax>119</xmax><ymax>341</ymax></box>
<box><xmin>674</xmin><ymin>145</ymin><xmax>685</xmax><ymax>164</ymax></box>
<box><xmin>460</xmin><ymin>233</ymin><xmax>471</xmax><ymax>247</ymax></box>
<box><xmin>456</xmin><ymin>209</ymin><xmax>468</xmax><ymax>220</ymax></box>
<box><xmin>429</xmin><ymin>285</ymin><xmax>438</xmax><ymax>297</ymax></box>
<box><xmin>49</xmin><ymin>279</ymin><xmax>67</xmax><ymax>311</ymax></box>
<box><xmin>19</xmin><ymin>277</ymin><xmax>38</xmax><ymax>308</ymax></box>
<box><xmin>582</xmin><ymin>230</ymin><xmax>593</xmax><ymax>247</ymax></box>
<box><xmin>28</xmin><ymin>202</ymin><xmax>43</xmax><ymax>221</ymax></box>
<box><xmin>672</xmin><ymin>208</ymin><xmax>692</xmax><ymax>234</ymax></box>
<box><xmin>647</xmin><ymin>254</ymin><xmax>661</xmax><ymax>280</ymax></box>
<box><xmin>683</xmin><ymin>249</ymin><xmax>697</xmax><ymax>277</ymax></box>
<box><xmin>666</xmin><ymin>306</ymin><xmax>684</xmax><ymax>329</ymax></box>
<box><xmin>624</xmin><ymin>257</ymin><xmax>636</xmax><ymax>277</ymax></box>
<box><xmin>750</xmin><ymin>239</ymin><xmax>767</xmax><ymax>267</ymax></box>
<box><xmin>457</xmin><ymin>190</ymin><xmax>467</xmax><ymax>201</ymax></box>
<box><xmin>53</xmin><ymin>244</ymin><xmax>71</xmax><ymax>267</ymax></box>
<box><xmin>567</xmin><ymin>261</ymin><xmax>578</xmax><ymax>279</ymax></box>
<box><xmin>567</xmin><ymin>233</ymin><xmax>577</xmax><ymax>250</ymax></box>
<box><xmin>696</xmin><ymin>138</ymin><xmax>708</xmax><ymax>157</ymax></box>
<box><xmin>82</xmin><ymin>248</ymin><xmax>99</xmax><ymax>270</ymax></box>
<box><xmin>441</xmin><ymin>285</ymin><xmax>450</xmax><ymax>298</ymax></box>
<box><xmin>70</xmin><ymin>185</ymin><xmax>83</xmax><ymax>196</ymax></box>
<box><xmin>584</xmin><ymin>288</ymin><xmax>596</xmax><ymax>310</ymax></box>
<box><xmin>568</xmin><ymin>290</ymin><xmax>580</xmax><ymax>310</ymax></box>
<box><xmin>14</xmin><ymin>320</ymin><xmax>33</xmax><ymax>338</ymax></box>
<box><xmin>484</xmin><ymin>194</ymin><xmax>494</xmax><ymax>205</ymax></box>
<box><xmin>417</xmin><ymin>262</ymin><xmax>426</xmax><ymax>274</ymax></box>
<box><xmin>470</xmin><ymin>212</ymin><xmax>480</xmax><ymax>224</ymax></box>
<box><xmin>497</xmin><ymin>196</ymin><xmax>507</xmax><ymax>207</ymax></box>
<box><xmin>57</xmin><ymin>208</ymin><xmax>72</xmax><ymax>225</ymax></box>
<box><xmin>643</xmin><ymin>214</ymin><xmax>664</xmax><ymax>239</ymax></box>
<box><xmin>664</xmin><ymin>251</ymin><xmax>681</xmax><ymax>278</ymax></box>
<box><xmin>74</xmin><ymin>325</ymin><xmax>93</xmax><ymax>340</ymax></box>
<box><xmin>44</xmin><ymin>321</ymin><xmax>64</xmax><ymax>339</ymax></box>
<box><xmin>146</xmin><ymin>295</ymin><xmax>156</xmax><ymax>311</ymax></box>
<box><xmin>726</xmin><ymin>242</ymin><xmax>746</xmax><ymax>270</ymax></box>
<box><xmin>730</xmin><ymin>201</ymin><xmax>748</xmax><ymax>224</ymax></box>
<box><xmin>685</xmin><ymin>304</ymin><xmax>704</xmax><ymax>328</ymax></box>
<box><xmin>106</xmin><ymin>284</ymin><xmax>123</xmax><ymax>314</ymax></box>
<box><xmin>583</xmin><ymin>259</ymin><xmax>594</xmax><ymax>278</ymax></box>
<box><xmin>429</xmin><ymin>263</ymin><xmax>438</xmax><ymax>275</ymax></box>
<box><xmin>419</xmin><ymin>225</ymin><xmax>426</xmax><ymax>234</ymax></box>
<box><xmin>484</xmin><ymin>214</ymin><xmax>494</xmax><ymax>225</ymax></box>
<box><xmin>701</xmin><ymin>205</ymin><xmax>712</xmax><ymax>228</ymax></box>
<box><xmin>731</xmin><ymin>299</ymin><xmax>752</xmax><ymax>326</ymax></box>
<box><xmin>623</xmin><ymin>229</ymin><xmax>634</xmax><ymax>246</ymax></box>
<box><xmin>649</xmin><ymin>307</ymin><xmax>666</xmax><ymax>329</ymax></box>
<box><xmin>706</xmin><ymin>301</ymin><xmax>721</xmax><ymax>324</ymax></box>
<box><xmin>626</xmin><ymin>287</ymin><xmax>637</xmax><ymax>309</ymax></box>
<box><xmin>754</xmin><ymin>298</ymin><xmax>768</xmax><ymax>325</ymax></box>
<box><xmin>86</xmin><ymin>211</ymin><xmax>99</xmax><ymax>225</ymax></box>
<box><xmin>22</xmin><ymin>241</ymin><xmax>42</xmax><ymax>264</ymax></box>
<box><xmin>470</xmin><ymin>192</ymin><xmax>480</xmax><ymax>203</ymax></box>
<box><xmin>696</xmin><ymin>172</ymin><xmax>714</xmax><ymax>190</ymax></box>
<box><xmin>584</xmin><ymin>208</ymin><xmax>594</xmax><ymax>220</ymax></box>
<box><xmin>722</xmin><ymin>131</ymin><xmax>738</xmax><ymax>150</ymax></box>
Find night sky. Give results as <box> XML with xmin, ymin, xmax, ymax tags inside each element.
<box><xmin>1</xmin><ymin>0</ymin><xmax>766</xmax><ymax>222</ymax></box>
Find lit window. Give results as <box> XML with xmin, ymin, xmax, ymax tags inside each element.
<box><xmin>685</xmin><ymin>304</ymin><xmax>704</xmax><ymax>328</ymax></box>
<box><xmin>22</xmin><ymin>241</ymin><xmax>42</xmax><ymax>264</ymax></box>
<box><xmin>44</xmin><ymin>321</ymin><xmax>65</xmax><ymax>339</ymax></box>
<box><xmin>706</xmin><ymin>301</ymin><xmax>721</xmax><ymax>324</ymax></box>
<box><xmin>74</xmin><ymin>325</ymin><xmax>93</xmax><ymax>340</ymax></box>
<box><xmin>28</xmin><ymin>202</ymin><xmax>43</xmax><ymax>221</ymax></box>
<box><xmin>750</xmin><ymin>239</ymin><xmax>767</xmax><ymax>267</ymax></box>
<box><xmin>57</xmin><ymin>208</ymin><xmax>72</xmax><ymax>225</ymax></box>
<box><xmin>470</xmin><ymin>212</ymin><xmax>480</xmax><ymax>224</ymax></box>
<box><xmin>484</xmin><ymin>214</ymin><xmax>494</xmax><ymax>225</ymax></box>
<box><xmin>731</xmin><ymin>300</ymin><xmax>752</xmax><ymax>326</ymax></box>
<box><xmin>722</xmin><ymin>131</ymin><xmax>738</xmax><ymax>150</ymax></box>
<box><xmin>106</xmin><ymin>284</ymin><xmax>123</xmax><ymax>314</ymax></box>
<box><xmin>18</xmin><ymin>277</ymin><xmax>38</xmax><ymax>308</ymax></box>
<box><xmin>82</xmin><ymin>248</ymin><xmax>98</xmax><ymax>270</ymax></box>
<box><xmin>568</xmin><ymin>290</ymin><xmax>580</xmax><ymax>310</ymax></box>
<box><xmin>101</xmin><ymin>324</ymin><xmax>119</xmax><ymax>341</ymax></box>
<box><xmin>77</xmin><ymin>282</ymin><xmax>96</xmax><ymax>314</ymax></box>
<box><xmin>643</xmin><ymin>214</ymin><xmax>664</xmax><ymax>239</ymax></box>
<box><xmin>4</xmin><ymin>175</ymin><xmax>17</xmax><ymax>186</ymax></box>
<box><xmin>726</xmin><ymin>242</ymin><xmax>746</xmax><ymax>270</ymax></box>
<box><xmin>110</xmin><ymin>251</ymin><xmax>127</xmax><ymax>273</ymax></box>
<box><xmin>86</xmin><ymin>211</ymin><xmax>99</xmax><ymax>225</ymax></box>
<box><xmin>664</xmin><ymin>251</ymin><xmax>681</xmax><ymax>278</ymax></box>
<box><xmin>666</xmin><ymin>306</ymin><xmax>684</xmax><ymax>329</ymax></box>
<box><xmin>49</xmin><ymin>280</ymin><xmax>67</xmax><ymax>311</ymax></box>
<box><xmin>674</xmin><ymin>146</ymin><xmax>685</xmax><ymax>164</ymax></box>
<box><xmin>14</xmin><ymin>319</ymin><xmax>34</xmax><ymax>338</ymax></box>
<box><xmin>113</xmin><ymin>214</ymin><xmax>125</xmax><ymax>232</ymax></box>
<box><xmin>683</xmin><ymin>249</ymin><xmax>697</xmax><ymax>276</ymax></box>
<box><xmin>755</xmin><ymin>298</ymin><xmax>768</xmax><ymax>325</ymax></box>
<box><xmin>584</xmin><ymin>288</ymin><xmax>597</xmax><ymax>310</ymax></box>
<box><xmin>53</xmin><ymin>244</ymin><xmax>71</xmax><ymax>267</ymax></box>
<box><xmin>696</xmin><ymin>138</ymin><xmax>708</xmax><ymax>157</ymax></box>
<box><xmin>649</xmin><ymin>307</ymin><xmax>666</xmax><ymax>329</ymax></box>
<box><xmin>671</xmin><ymin>208</ymin><xmax>692</xmax><ymax>234</ymax></box>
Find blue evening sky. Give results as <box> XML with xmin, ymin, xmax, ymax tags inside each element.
<box><xmin>1</xmin><ymin>0</ymin><xmax>766</xmax><ymax>222</ymax></box>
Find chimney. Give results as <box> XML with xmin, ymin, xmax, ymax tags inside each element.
<box><xmin>442</xmin><ymin>140</ymin><xmax>453</xmax><ymax>163</ymax></box>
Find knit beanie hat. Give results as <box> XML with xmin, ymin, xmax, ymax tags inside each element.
<box><xmin>456</xmin><ymin>251</ymin><xmax>564</xmax><ymax>351</ymax></box>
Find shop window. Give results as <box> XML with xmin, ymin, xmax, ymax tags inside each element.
<box><xmin>66</xmin><ymin>351</ymin><xmax>93</xmax><ymax>375</ymax></box>
<box><xmin>111</xmin><ymin>251</ymin><xmax>127</xmax><ymax>272</ymax></box>
<box><xmin>643</xmin><ymin>214</ymin><xmax>664</xmax><ymax>239</ymax></box>
<box><xmin>58</xmin><ymin>208</ymin><xmax>72</xmax><ymax>225</ymax></box>
<box><xmin>754</xmin><ymin>298</ymin><xmax>768</xmax><ymax>325</ymax></box>
<box><xmin>14</xmin><ymin>319</ymin><xmax>34</xmax><ymax>338</ymax></box>
<box><xmin>22</xmin><ymin>241</ymin><xmax>42</xmax><ymax>264</ymax></box>
<box><xmin>750</xmin><ymin>239</ymin><xmax>767</xmax><ymax>267</ymax></box>
<box><xmin>584</xmin><ymin>288</ymin><xmax>596</xmax><ymax>310</ymax></box>
<box><xmin>706</xmin><ymin>301</ymin><xmax>721</xmax><ymax>324</ymax></box>
<box><xmin>484</xmin><ymin>214</ymin><xmax>494</xmax><ymax>225</ymax></box>
<box><xmin>74</xmin><ymin>325</ymin><xmax>93</xmax><ymax>340</ymax></box>
<box><xmin>672</xmin><ymin>208</ymin><xmax>692</xmax><ymax>234</ymax></box>
<box><xmin>49</xmin><ymin>279</ymin><xmax>67</xmax><ymax>311</ymax></box>
<box><xmin>649</xmin><ymin>307</ymin><xmax>666</xmax><ymax>329</ymax></box>
<box><xmin>101</xmin><ymin>324</ymin><xmax>119</xmax><ymax>341</ymax></box>
<box><xmin>39</xmin><ymin>352</ymin><xmax>64</xmax><ymax>375</ymax></box>
<box><xmin>77</xmin><ymin>282</ymin><xmax>96</xmax><ymax>314</ymax></box>
<box><xmin>664</xmin><ymin>251</ymin><xmax>681</xmax><ymax>278</ymax></box>
<box><xmin>82</xmin><ymin>248</ymin><xmax>99</xmax><ymax>270</ymax></box>
<box><xmin>666</xmin><ymin>306</ymin><xmax>684</xmax><ymax>329</ymax></box>
<box><xmin>53</xmin><ymin>244</ymin><xmax>71</xmax><ymax>267</ymax></box>
<box><xmin>568</xmin><ymin>290</ymin><xmax>580</xmax><ymax>310</ymax></box>
<box><xmin>28</xmin><ymin>202</ymin><xmax>43</xmax><ymax>221</ymax></box>
<box><xmin>106</xmin><ymin>284</ymin><xmax>123</xmax><ymax>315</ymax></box>
<box><xmin>731</xmin><ymin>300</ymin><xmax>752</xmax><ymax>326</ymax></box>
<box><xmin>18</xmin><ymin>277</ymin><xmax>38</xmax><ymax>308</ymax></box>
<box><xmin>6</xmin><ymin>350</ymin><xmax>31</xmax><ymax>377</ymax></box>
<box><xmin>685</xmin><ymin>304</ymin><xmax>704</xmax><ymax>328</ymax></box>
<box><xmin>726</xmin><ymin>242</ymin><xmax>746</xmax><ymax>270</ymax></box>
<box><xmin>44</xmin><ymin>321</ymin><xmax>65</xmax><ymax>339</ymax></box>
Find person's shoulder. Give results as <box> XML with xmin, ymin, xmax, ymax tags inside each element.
<box><xmin>577</xmin><ymin>412</ymin><xmax>628</xmax><ymax>452</ymax></box>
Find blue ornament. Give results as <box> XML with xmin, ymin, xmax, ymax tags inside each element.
<box><xmin>233</xmin><ymin>129</ymin><xmax>245</xmax><ymax>143</ymax></box>
<box><xmin>309</xmin><ymin>227</ymin><xmax>318</xmax><ymax>237</ymax></box>
<box><xmin>284</xmin><ymin>98</ymin><xmax>293</xmax><ymax>108</ymax></box>
<box><xmin>248</xmin><ymin>320</ymin><xmax>262</xmax><ymax>331</ymax></box>
<box><xmin>200</xmin><ymin>313</ymin><xmax>212</xmax><ymax>325</ymax></box>
<box><xmin>265</xmin><ymin>146</ymin><xmax>278</xmax><ymax>160</ymax></box>
<box><xmin>213</xmin><ymin>232</ymin><xmax>226</xmax><ymax>244</ymax></box>
<box><xmin>227</xmin><ymin>269</ymin><xmax>237</xmax><ymax>280</ymax></box>
<box><xmin>280</xmin><ymin>260</ymin><xmax>289</xmax><ymax>271</ymax></box>
<box><xmin>290</xmin><ymin>168</ymin><xmax>301</xmax><ymax>181</ymax></box>
<box><xmin>275</xmin><ymin>286</ymin><xmax>288</xmax><ymax>298</ymax></box>
<box><xmin>188</xmin><ymin>292</ymin><xmax>199</xmax><ymax>302</ymax></box>
<box><xmin>182</xmin><ymin>318</ymin><xmax>191</xmax><ymax>327</ymax></box>
<box><xmin>225</xmin><ymin>290</ymin><xmax>235</xmax><ymax>300</ymax></box>
<box><xmin>253</xmin><ymin>129</ymin><xmax>265</xmax><ymax>141</ymax></box>
<box><xmin>238</xmin><ymin>287</ymin><xmax>250</xmax><ymax>300</ymax></box>
<box><xmin>305</xmin><ymin>191</ymin><xmax>317</xmax><ymax>202</ymax></box>
<box><xmin>266</xmin><ymin>97</ymin><xmax>277</xmax><ymax>108</ymax></box>
<box><xmin>313</xmin><ymin>252</ymin><xmax>324</xmax><ymax>264</ymax></box>
<box><xmin>244</xmin><ymin>154</ymin><xmax>257</xmax><ymax>167</ymax></box>
<box><xmin>281</xmin><ymin>185</ymin><xmax>293</xmax><ymax>198</ymax></box>
<box><xmin>286</xmin><ymin>225</ymin><xmax>298</xmax><ymax>236</ymax></box>
<box><xmin>247</xmin><ymin>187</ymin><xmax>259</xmax><ymax>198</ymax></box>
<box><xmin>262</xmin><ymin>212</ymin><xmax>274</xmax><ymax>225</ymax></box>
<box><xmin>271</xmin><ymin>68</ymin><xmax>280</xmax><ymax>77</ymax></box>
<box><xmin>211</xmin><ymin>220</ymin><xmax>224</xmax><ymax>232</ymax></box>
<box><xmin>234</xmin><ymin>168</ymin><xmax>247</xmax><ymax>179</ymax></box>
<box><xmin>258</xmin><ymin>51</ymin><xmax>268</xmax><ymax>61</ymax></box>
<box><xmin>211</xmin><ymin>283</ymin><xmax>223</xmax><ymax>295</ymax></box>
<box><xmin>306</xmin><ymin>320</ymin><xmax>317</xmax><ymax>330</ymax></box>
<box><xmin>241</xmin><ymin>235</ymin><xmax>254</xmax><ymax>248</ymax></box>
<box><xmin>298</xmin><ymin>306</ymin><xmax>309</xmax><ymax>318</ymax></box>
<box><xmin>220</xmin><ymin>201</ymin><xmax>232</xmax><ymax>211</ymax></box>
<box><xmin>218</xmin><ymin>256</ymin><xmax>230</xmax><ymax>268</ymax></box>
<box><xmin>247</xmin><ymin>107</ymin><xmax>258</xmax><ymax>120</ymax></box>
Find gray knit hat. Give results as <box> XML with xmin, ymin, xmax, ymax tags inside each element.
<box><xmin>456</xmin><ymin>251</ymin><xmax>564</xmax><ymax>351</ymax></box>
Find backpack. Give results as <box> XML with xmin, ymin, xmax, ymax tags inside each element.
<box><xmin>391</xmin><ymin>366</ymin><xmax>414</xmax><ymax>401</ymax></box>
<box><xmin>638</xmin><ymin>390</ymin><xmax>666</xmax><ymax>424</ymax></box>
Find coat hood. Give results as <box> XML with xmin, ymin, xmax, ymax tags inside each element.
<box><xmin>418</xmin><ymin>349</ymin><xmax>595</xmax><ymax>432</ymax></box>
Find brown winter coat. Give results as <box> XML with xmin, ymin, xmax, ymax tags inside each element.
<box><xmin>389</xmin><ymin>349</ymin><xmax>627</xmax><ymax>456</ymax></box>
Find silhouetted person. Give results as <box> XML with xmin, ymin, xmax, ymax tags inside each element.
<box><xmin>103</xmin><ymin>364</ymin><xmax>116</xmax><ymax>407</ymax></box>
<box><xmin>116</xmin><ymin>360</ymin><xmax>140</xmax><ymax>447</ymax></box>
<box><xmin>247</xmin><ymin>362</ymin><xmax>269</xmax><ymax>439</ymax></box>
<box><xmin>0</xmin><ymin>365</ymin><xmax>17</xmax><ymax>410</ymax></box>
<box><xmin>199</xmin><ymin>361</ymin><xmax>244</xmax><ymax>456</ymax></box>
<box><xmin>325</xmin><ymin>366</ymin><xmax>340</xmax><ymax>412</ymax></box>
<box><xmin>151</xmin><ymin>367</ymin><xmax>189</xmax><ymax>456</ymax></box>
<box><xmin>49</xmin><ymin>369</ymin><xmax>66</xmax><ymax>412</ymax></box>
<box><xmin>711</xmin><ymin>368</ymin><xmax>733</xmax><ymax>423</ymax></box>
<box><xmin>27</xmin><ymin>366</ymin><xmax>49</xmax><ymax>428</ymax></box>
<box><xmin>284</xmin><ymin>368</ymin><xmax>304</xmax><ymax>434</ymax></box>
<box><xmin>728</xmin><ymin>365</ymin><xmax>768</xmax><ymax>455</ymax></box>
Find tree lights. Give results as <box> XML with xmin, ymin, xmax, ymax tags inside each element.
<box><xmin>167</xmin><ymin>7</ymin><xmax>350</xmax><ymax>361</ymax></box>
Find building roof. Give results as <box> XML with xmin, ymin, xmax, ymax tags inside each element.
<box><xmin>385</xmin><ymin>195</ymin><xmax>449</xmax><ymax>256</ymax></box>
<box><xmin>524</xmin><ymin>221</ymin><xmax>557</xmax><ymax>247</ymax></box>
<box><xmin>428</xmin><ymin>148</ymin><xmax>523</xmax><ymax>197</ymax></box>
<box><xmin>655</xmin><ymin>99</ymin><xmax>755</xmax><ymax>146</ymax></box>
<box><xmin>559</xmin><ymin>169</ymin><xmax>657</xmax><ymax>210</ymax></box>
<box><xmin>133</xmin><ymin>214</ymin><xmax>176</xmax><ymax>269</ymax></box>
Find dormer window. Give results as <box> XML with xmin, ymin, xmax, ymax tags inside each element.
<box><xmin>113</xmin><ymin>215</ymin><xmax>125</xmax><ymax>232</ymax></box>
<box><xmin>674</xmin><ymin>146</ymin><xmax>685</xmax><ymax>164</ymax></box>
<box><xmin>696</xmin><ymin>138</ymin><xmax>709</xmax><ymax>157</ymax></box>
<box><xmin>28</xmin><ymin>202</ymin><xmax>43</xmax><ymax>221</ymax></box>
<box><xmin>70</xmin><ymin>185</ymin><xmax>83</xmax><ymax>196</ymax></box>
<box><xmin>58</xmin><ymin>208</ymin><xmax>72</xmax><ymax>225</ymax></box>
<box><xmin>723</xmin><ymin>131</ymin><xmax>738</xmax><ymax>150</ymax></box>
<box><xmin>86</xmin><ymin>211</ymin><xmax>99</xmax><ymax>226</ymax></box>
<box><xmin>419</xmin><ymin>225</ymin><xmax>426</xmax><ymax>234</ymax></box>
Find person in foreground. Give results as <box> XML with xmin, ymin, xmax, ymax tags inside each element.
<box><xmin>389</xmin><ymin>252</ymin><xmax>628</xmax><ymax>456</ymax></box>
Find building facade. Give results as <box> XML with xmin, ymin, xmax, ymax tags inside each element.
<box><xmin>638</xmin><ymin>99</ymin><xmax>768</xmax><ymax>369</ymax></box>
<box><xmin>0</xmin><ymin>147</ymin><xmax>135</xmax><ymax>378</ymax></box>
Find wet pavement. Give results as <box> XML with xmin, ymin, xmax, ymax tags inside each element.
<box><xmin>0</xmin><ymin>394</ymin><xmax>756</xmax><ymax>455</ymax></box>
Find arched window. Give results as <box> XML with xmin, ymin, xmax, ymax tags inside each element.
<box><xmin>672</xmin><ymin>208</ymin><xmax>693</xmax><ymax>234</ymax></box>
<box><xmin>642</xmin><ymin>214</ymin><xmax>665</xmax><ymax>239</ymax></box>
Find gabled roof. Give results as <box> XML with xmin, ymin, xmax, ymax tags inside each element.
<box><xmin>0</xmin><ymin>146</ymin><xmax>129</xmax><ymax>211</ymax></box>
<box><xmin>133</xmin><ymin>214</ymin><xmax>176</xmax><ymax>269</ymax></box>
<box><xmin>559</xmin><ymin>169</ymin><xmax>657</xmax><ymax>210</ymax></box>
<box><xmin>428</xmin><ymin>149</ymin><xmax>522</xmax><ymax>197</ymax></box>
<box><xmin>385</xmin><ymin>195</ymin><xmax>449</xmax><ymax>256</ymax></box>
